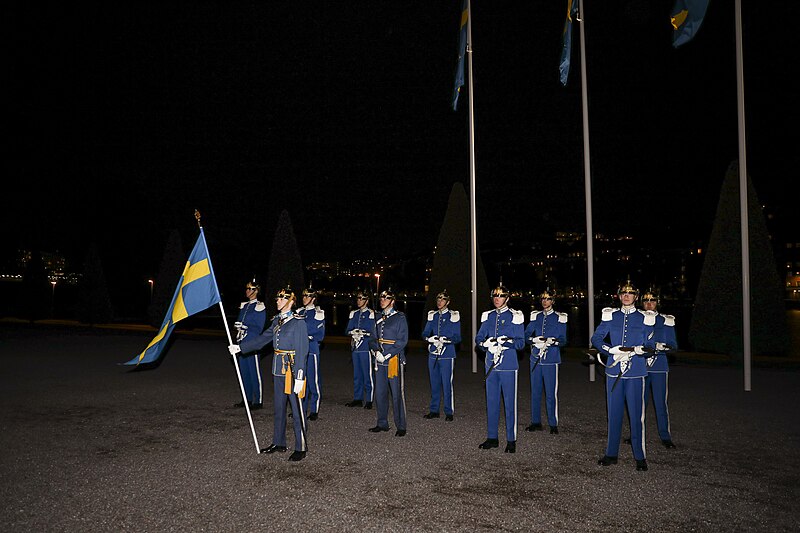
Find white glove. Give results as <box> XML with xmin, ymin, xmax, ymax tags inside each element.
<box><xmin>545</xmin><ymin>337</ymin><xmax>556</xmax><ymax>347</ymax></box>
<box><xmin>234</xmin><ymin>321</ymin><xmax>243</xmax><ymax>329</ymax></box>
<box><xmin>488</xmin><ymin>344</ymin><xmax>502</xmax><ymax>357</ymax></box>
<box><xmin>608</xmin><ymin>345</ymin><xmax>623</xmax><ymax>356</ymax></box>
<box><xmin>613</xmin><ymin>353</ymin><xmax>629</xmax><ymax>364</ymax></box>
<box><xmin>228</xmin><ymin>344</ymin><xmax>241</xmax><ymax>356</ymax></box>
<box><xmin>633</xmin><ymin>345</ymin><xmax>646</xmax><ymax>355</ymax></box>
<box><xmin>440</xmin><ymin>336</ymin><xmax>451</xmax><ymax>344</ymax></box>
<box><xmin>374</xmin><ymin>351</ymin><xmax>386</xmax><ymax>363</ymax></box>
<box><xmin>656</xmin><ymin>342</ymin><xmax>668</xmax><ymax>352</ymax></box>
<box><xmin>293</xmin><ymin>379</ymin><xmax>305</xmax><ymax>395</ymax></box>
<box><xmin>428</xmin><ymin>335</ymin><xmax>440</xmax><ymax>343</ymax></box>
<box><xmin>533</xmin><ymin>338</ymin><xmax>546</xmax><ymax>350</ymax></box>
<box><xmin>481</xmin><ymin>337</ymin><xmax>495</xmax><ymax>348</ymax></box>
<box><xmin>496</xmin><ymin>335</ymin><xmax>509</xmax><ymax>345</ymax></box>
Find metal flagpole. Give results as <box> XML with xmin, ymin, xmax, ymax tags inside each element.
<box><xmin>577</xmin><ymin>0</ymin><xmax>596</xmax><ymax>382</ymax></box>
<box><xmin>735</xmin><ymin>0</ymin><xmax>751</xmax><ymax>391</ymax></box>
<box><xmin>467</xmin><ymin>0</ymin><xmax>479</xmax><ymax>373</ymax></box>
<box><xmin>194</xmin><ymin>215</ymin><xmax>261</xmax><ymax>453</ymax></box>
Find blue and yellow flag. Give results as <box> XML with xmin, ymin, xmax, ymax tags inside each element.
<box><xmin>559</xmin><ymin>0</ymin><xmax>579</xmax><ymax>87</ymax></box>
<box><xmin>452</xmin><ymin>0</ymin><xmax>468</xmax><ymax>111</ymax></box>
<box><xmin>123</xmin><ymin>229</ymin><xmax>221</xmax><ymax>366</ymax></box>
<box><xmin>671</xmin><ymin>0</ymin><xmax>710</xmax><ymax>48</ymax></box>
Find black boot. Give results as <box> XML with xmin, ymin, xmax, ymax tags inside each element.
<box><xmin>598</xmin><ymin>455</ymin><xmax>618</xmax><ymax>466</ymax></box>
<box><xmin>478</xmin><ymin>438</ymin><xmax>499</xmax><ymax>449</ymax></box>
<box><xmin>504</xmin><ymin>441</ymin><xmax>516</xmax><ymax>453</ymax></box>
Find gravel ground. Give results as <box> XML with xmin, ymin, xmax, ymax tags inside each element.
<box><xmin>1</xmin><ymin>324</ymin><xmax>798</xmax><ymax>532</ymax></box>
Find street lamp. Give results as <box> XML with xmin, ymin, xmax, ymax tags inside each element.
<box><xmin>374</xmin><ymin>273</ymin><xmax>381</xmax><ymax>297</ymax></box>
<box><xmin>148</xmin><ymin>279</ymin><xmax>154</xmax><ymax>300</ymax></box>
<box><xmin>50</xmin><ymin>281</ymin><xmax>56</xmax><ymax>317</ymax></box>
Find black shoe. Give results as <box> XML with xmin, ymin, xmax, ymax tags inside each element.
<box><xmin>624</xmin><ymin>437</ymin><xmax>632</xmax><ymax>444</ymax></box>
<box><xmin>250</xmin><ymin>403</ymin><xmax>263</xmax><ymax>410</ymax></box>
<box><xmin>288</xmin><ymin>412</ymin><xmax>292</xmax><ymax>418</ymax></box>
<box><xmin>308</xmin><ymin>412</ymin><xmax>318</xmax><ymax>421</ymax></box>
<box><xmin>662</xmin><ymin>439</ymin><xmax>676</xmax><ymax>449</ymax></box>
<box><xmin>550</xmin><ymin>426</ymin><xmax>559</xmax><ymax>435</ymax></box>
<box><xmin>345</xmin><ymin>400</ymin><xmax>362</xmax><ymax>407</ymax></box>
<box><xmin>504</xmin><ymin>441</ymin><xmax>516</xmax><ymax>453</ymax></box>
<box><xmin>636</xmin><ymin>459</ymin><xmax>648</xmax><ymax>471</ymax></box>
<box><xmin>479</xmin><ymin>438</ymin><xmax>499</xmax><ymax>449</ymax></box>
<box><xmin>233</xmin><ymin>401</ymin><xmax>246</xmax><ymax>408</ymax></box>
<box><xmin>288</xmin><ymin>450</ymin><xmax>306</xmax><ymax>462</ymax></box>
<box><xmin>423</xmin><ymin>412</ymin><xmax>440</xmax><ymax>419</ymax></box>
<box><xmin>363</xmin><ymin>402</ymin><xmax>373</xmax><ymax>410</ymax></box>
<box><xmin>525</xmin><ymin>423</ymin><xmax>543</xmax><ymax>432</ymax></box>
<box><xmin>395</xmin><ymin>430</ymin><xmax>406</xmax><ymax>437</ymax></box>
<box><xmin>368</xmin><ymin>425</ymin><xmax>389</xmax><ymax>433</ymax></box>
<box><xmin>261</xmin><ymin>444</ymin><xmax>288</xmax><ymax>454</ymax></box>
<box><xmin>598</xmin><ymin>455</ymin><xmax>618</xmax><ymax>466</ymax></box>
<box><xmin>445</xmin><ymin>415</ymin><xmax>454</xmax><ymax>422</ymax></box>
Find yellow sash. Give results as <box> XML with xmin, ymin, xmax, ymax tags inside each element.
<box><xmin>388</xmin><ymin>357</ymin><xmax>399</xmax><ymax>378</ymax></box>
<box><xmin>276</xmin><ymin>349</ymin><xmax>304</xmax><ymax>398</ymax></box>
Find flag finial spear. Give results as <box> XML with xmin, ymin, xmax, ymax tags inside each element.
<box><xmin>194</xmin><ymin>209</ymin><xmax>202</xmax><ymax>229</ymax></box>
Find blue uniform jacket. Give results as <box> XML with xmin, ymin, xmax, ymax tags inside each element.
<box><xmin>298</xmin><ymin>304</ymin><xmax>325</xmax><ymax>355</ymax></box>
<box><xmin>346</xmin><ymin>307</ymin><xmax>376</xmax><ymax>353</ymax></box>
<box><xmin>369</xmin><ymin>308</ymin><xmax>408</xmax><ymax>365</ymax></box>
<box><xmin>474</xmin><ymin>306</ymin><xmax>525</xmax><ymax>371</ymax></box>
<box><xmin>239</xmin><ymin>311</ymin><xmax>309</xmax><ymax>377</ymax></box>
<box><xmin>421</xmin><ymin>308</ymin><xmax>462</xmax><ymax>359</ymax></box>
<box><xmin>646</xmin><ymin>311</ymin><xmax>677</xmax><ymax>372</ymax></box>
<box><xmin>591</xmin><ymin>307</ymin><xmax>656</xmax><ymax>378</ymax></box>
<box><xmin>524</xmin><ymin>309</ymin><xmax>568</xmax><ymax>364</ymax></box>
<box><xmin>234</xmin><ymin>299</ymin><xmax>267</xmax><ymax>344</ymax></box>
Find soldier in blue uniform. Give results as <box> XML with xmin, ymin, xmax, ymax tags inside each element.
<box><xmin>475</xmin><ymin>285</ymin><xmax>525</xmax><ymax>453</ymax></box>
<box><xmin>641</xmin><ymin>290</ymin><xmax>678</xmax><ymax>449</ymax></box>
<box><xmin>229</xmin><ymin>286</ymin><xmax>309</xmax><ymax>462</ymax></box>
<box><xmin>591</xmin><ymin>280</ymin><xmax>656</xmax><ymax>471</ymax></box>
<box><xmin>298</xmin><ymin>285</ymin><xmax>325</xmax><ymax>420</ymax></box>
<box><xmin>421</xmin><ymin>290</ymin><xmax>462</xmax><ymax>421</ymax></box>
<box><xmin>345</xmin><ymin>289</ymin><xmax>375</xmax><ymax>409</ymax></box>
<box><xmin>367</xmin><ymin>288</ymin><xmax>409</xmax><ymax>437</ymax></box>
<box><xmin>232</xmin><ymin>279</ymin><xmax>267</xmax><ymax>410</ymax></box>
<box><xmin>523</xmin><ymin>288</ymin><xmax>567</xmax><ymax>434</ymax></box>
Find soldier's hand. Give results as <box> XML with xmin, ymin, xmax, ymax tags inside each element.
<box><xmin>440</xmin><ymin>336</ymin><xmax>450</xmax><ymax>344</ymax></box>
<box><xmin>428</xmin><ymin>335</ymin><xmax>440</xmax><ymax>344</ymax></box>
<box><xmin>228</xmin><ymin>344</ymin><xmax>241</xmax><ymax>356</ymax></box>
<box><xmin>374</xmin><ymin>351</ymin><xmax>386</xmax><ymax>363</ymax></box>
<box><xmin>609</xmin><ymin>345</ymin><xmax>623</xmax><ymax>356</ymax></box>
<box><xmin>496</xmin><ymin>335</ymin><xmax>509</xmax><ymax>345</ymax></box>
<box><xmin>293</xmin><ymin>378</ymin><xmax>305</xmax><ymax>395</ymax></box>
<box><xmin>612</xmin><ymin>352</ymin><xmax>629</xmax><ymax>364</ymax></box>
<box><xmin>545</xmin><ymin>337</ymin><xmax>556</xmax><ymax>347</ymax></box>
<box><xmin>633</xmin><ymin>345</ymin><xmax>646</xmax><ymax>355</ymax></box>
<box><xmin>655</xmin><ymin>342</ymin><xmax>668</xmax><ymax>352</ymax></box>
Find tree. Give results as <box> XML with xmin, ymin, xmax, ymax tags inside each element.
<box><xmin>20</xmin><ymin>249</ymin><xmax>51</xmax><ymax>322</ymax></box>
<box><xmin>689</xmin><ymin>161</ymin><xmax>790</xmax><ymax>357</ymax></box>
<box><xmin>147</xmin><ymin>229</ymin><xmax>184</xmax><ymax>328</ymax></box>
<box><xmin>424</xmin><ymin>183</ymin><xmax>491</xmax><ymax>352</ymax></box>
<box><xmin>76</xmin><ymin>243</ymin><xmax>114</xmax><ymax>325</ymax></box>
<box><xmin>266</xmin><ymin>210</ymin><xmax>305</xmax><ymax>301</ymax></box>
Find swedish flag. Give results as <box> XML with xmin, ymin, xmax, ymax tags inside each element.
<box><xmin>452</xmin><ymin>0</ymin><xmax>468</xmax><ymax>111</ymax></box>
<box><xmin>671</xmin><ymin>0</ymin><xmax>710</xmax><ymax>48</ymax></box>
<box><xmin>559</xmin><ymin>0</ymin><xmax>579</xmax><ymax>87</ymax></box>
<box><xmin>123</xmin><ymin>229</ymin><xmax>221</xmax><ymax>366</ymax></box>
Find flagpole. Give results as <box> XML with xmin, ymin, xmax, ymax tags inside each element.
<box><xmin>196</xmin><ymin>210</ymin><xmax>262</xmax><ymax>452</ymax></box>
<box><xmin>734</xmin><ymin>0</ymin><xmax>751</xmax><ymax>391</ymax></box>
<box><xmin>466</xmin><ymin>0</ymin><xmax>478</xmax><ymax>373</ymax></box>
<box><xmin>577</xmin><ymin>1</ymin><xmax>596</xmax><ymax>382</ymax></box>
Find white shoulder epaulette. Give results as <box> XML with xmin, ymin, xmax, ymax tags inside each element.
<box><xmin>663</xmin><ymin>314</ymin><xmax>676</xmax><ymax>327</ymax></box>
<box><xmin>368</xmin><ymin>309</ymin><xmax>375</xmax><ymax>319</ymax></box>
<box><xmin>530</xmin><ymin>310</ymin><xmax>540</xmax><ymax>321</ymax></box>
<box><xmin>557</xmin><ymin>311</ymin><xmax>568</xmax><ymax>323</ymax></box>
<box><xmin>643</xmin><ymin>310</ymin><xmax>657</xmax><ymax>326</ymax></box>
<box><xmin>601</xmin><ymin>307</ymin><xmax>616</xmax><ymax>321</ymax></box>
<box><xmin>511</xmin><ymin>309</ymin><xmax>524</xmax><ymax>325</ymax></box>
<box><xmin>349</xmin><ymin>309</ymin><xmax>356</xmax><ymax>319</ymax></box>
<box><xmin>480</xmin><ymin>310</ymin><xmax>490</xmax><ymax>323</ymax></box>
<box><xmin>314</xmin><ymin>307</ymin><xmax>325</xmax><ymax>320</ymax></box>
<box><xmin>255</xmin><ymin>302</ymin><xmax>266</xmax><ymax>312</ymax></box>
<box><xmin>239</xmin><ymin>301</ymin><xmax>247</xmax><ymax>309</ymax></box>
<box><xmin>450</xmin><ymin>310</ymin><xmax>460</xmax><ymax>322</ymax></box>
<box><xmin>427</xmin><ymin>310</ymin><xmax>436</xmax><ymax>321</ymax></box>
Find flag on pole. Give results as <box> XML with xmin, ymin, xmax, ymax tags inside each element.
<box><xmin>671</xmin><ymin>0</ymin><xmax>710</xmax><ymax>48</ymax></box>
<box><xmin>452</xmin><ymin>0</ymin><xmax>468</xmax><ymax>110</ymax></box>
<box><xmin>559</xmin><ymin>0</ymin><xmax>579</xmax><ymax>86</ymax></box>
<box><xmin>123</xmin><ymin>228</ymin><xmax>221</xmax><ymax>366</ymax></box>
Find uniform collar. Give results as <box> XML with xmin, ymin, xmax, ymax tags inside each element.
<box><xmin>621</xmin><ymin>305</ymin><xmax>637</xmax><ymax>314</ymax></box>
<box><xmin>542</xmin><ymin>308</ymin><xmax>554</xmax><ymax>315</ymax></box>
<box><xmin>495</xmin><ymin>305</ymin><xmax>509</xmax><ymax>314</ymax></box>
<box><xmin>382</xmin><ymin>307</ymin><xmax>395</xmax><ymax>316</ymax></box>
<box><xmin>303</xmin><ymin>303</ymin><xmax>315</xmax><ymax>311</ymax></box>
<box><xmin>438</xmin><ymin>307</ymin><xmax>450</xmax><ymax>315</ymax></box>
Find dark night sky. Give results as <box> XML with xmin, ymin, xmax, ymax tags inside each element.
<box><xmin>7</xmin><ymin>1</ymin><xmax>799</xmax><ymax>285</ymax></box>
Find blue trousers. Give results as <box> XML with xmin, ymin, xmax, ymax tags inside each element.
<box><xmin>352</xmin><ymin>350</ymin><xmax>374</xmax><ymax>402</ymax></box>
<box><xmin>530</xmin><ymin>362</ymin><xmax>558</xmax><ymax>427</ymax></box>
<box><xmin>272</xmin><ymin>376</ymin><xmax>307</xmax><ymax>452</ymax></box>
<box><xmin>645</xmin><ymin>372</ymin><xmax>672</xmax><ymax>441</ymax></box>
<box><xmin>303</xmin><ymin>351</ymin><xmax>321</xmax><ymax>415</ymax></box>
<box><xmin>427</xmin><ymin>356</ymin><xmax>455</xmax><ymax>416</ymax></box>
<box><xmin>374</xmin><ymin>362</ymin><xmax>406</xmax><ymax>431</ymax></box>
<box><xmin>485</xmin><ymin>369</ymin><xmax>517</xmax><ymax>442</ymax></box>
<box><xmin>605</xmin><ymin>375</ymin><xmax>645</xmax><ymax>460</ymax></box>
<box><xmin>238</xmin><ymin>354</ymin><xmax>263</xmax><ymax>405</ymax></box>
